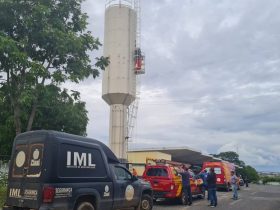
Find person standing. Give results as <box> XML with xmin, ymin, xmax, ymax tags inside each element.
<box><xmin>199</xmin><ymin>169</ymin><xmax>209</xmax><ymax>200</ymax></box>
<box><xmin>244</xmin><ymin>176</ymin><xmax>249</xmax><ymax>187</ymax></box>
<box><xmin>207</xmin><ymin>168</ymin><xmax>217</xmax><ymax>207</ymax></box>
<box><xmin>231</xmin><ymin>171</ymin><xmax>238</xmax><ymax>200</ymax></box>
<box><xmin>180</xmin><ymin>165</ymin><xmax>192</xmax><ymax>206</ymax></box>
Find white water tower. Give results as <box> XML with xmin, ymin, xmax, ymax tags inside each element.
<box><xmin>102</xmin><ymin>0</ymin><xmax>145</xmax><ymax>161</ymax></box>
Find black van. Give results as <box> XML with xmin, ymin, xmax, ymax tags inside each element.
<box><xmin>3</xmin><ymin>130</ymin><xmax>153</xmax><ymax>210</ymax></box>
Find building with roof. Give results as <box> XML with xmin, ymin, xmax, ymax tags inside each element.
<box><xmin>127</xmin><ymin>147</ymin><xmax>221</xmax><ymax>175</ymax></box>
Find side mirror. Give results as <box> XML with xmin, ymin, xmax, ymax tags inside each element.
<box><xmin>132</xmin><ymin>175</ymin><xmax>138</xmax><ymax>181</ymax></box>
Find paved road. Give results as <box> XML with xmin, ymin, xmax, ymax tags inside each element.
<box><xmin>153</xmin><ymin>184</ymin><xmax>280</xmax><ymax>210</ymax></box>
<box><xmin>1</xmin><ymin>184</ymin><xmax>279</xmax><ymax>210</ymax></box>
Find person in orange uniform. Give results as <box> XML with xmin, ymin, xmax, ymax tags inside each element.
<box><xmin>132</xmin><ymin>168</ymin><xmax>138</xmax><ymax>177</ymax></box>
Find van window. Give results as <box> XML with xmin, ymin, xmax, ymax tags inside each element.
<box><xmin>59</xmin><ymin>143</ymin><xmax>107</xmax><ymax>178</ymax></box>
<box><xmin>114</xmin><ymin>166</ymin><xmax>132</xmax><ymax>180</ymax></box>
<box><xmin>146</xmin><ymin>168</ymin><xmax>168</xmax><ymax>177</ymax></box>
<box><xmin>12</xmin><ymin>145</ymin><xmax>28</xmax><ymax>178</ymax></box>
<box><xmin>12</xmin><ymin>144</ymin><xmax>44</xmax><ymax>178</ymax></box>
<box><xmin>27</xmin><ymin>144</ymin><xmax>44</xmax><ymax>177</ymax></box>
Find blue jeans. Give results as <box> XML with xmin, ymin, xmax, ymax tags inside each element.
<box><xmin>232</xmin><ymin>184</ymin><xmax>238</xmax><ymax>199</ymax></box>
<box><xmin>201</xmin><ymin>185</ymin><xmax>209</xmax><ymax>200</ymax></box>
<box><xmin>182</xmin><ymin>185</ymin><xmax>192</xmax><ymax>204</ymax></box>
<box><xmin>208</xmin><ymin>188</ymin><xmax>217</xmax><ymax>206</ymax></box>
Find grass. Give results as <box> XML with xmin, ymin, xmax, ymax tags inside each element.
<box><xmin>0</xmin><ymin>185</ymin><xmax>7</xmax><ymax>207</ymax></box>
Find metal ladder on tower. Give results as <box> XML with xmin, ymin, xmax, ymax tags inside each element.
<box><xmin>135</xmin><ymin>0</ymin><xmax>141</xmax><ymax>49</ymax></box>
<box><xmin>126</xmin><ymin>0</ymin><xmax>142</xmax><ymax>144</ymax></box>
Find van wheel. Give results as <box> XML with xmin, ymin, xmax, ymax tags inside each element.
<box><xmin>138</xmin><ymin>194</ymin><xmax>153</xmax><ymax>210</ymax></box>
<box><xmin>76</xmin><ymin>201</ymin><xmax>95</xmax><ymax>210</ymax></box>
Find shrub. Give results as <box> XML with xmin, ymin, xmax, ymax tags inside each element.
<box><xmin>0</xmin><ymin>185</ymin><xmax>7</xmax><ymax>207</ymax></box>
<box><xmin>0</xmin><ymin>170</ymin><xmax>8</xmax><ymax>187</ymax></box>
<box><xmin>0</xmin><ymin>166</ymin><xmax>8</xmax><ymax>207</ymax></box>
<box><xmin>262</xmin><ymin>176</ymin><xmax>280</xmax><ymax>185</ymax></box>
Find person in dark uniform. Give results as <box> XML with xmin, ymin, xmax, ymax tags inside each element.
<box><xmin>180</xmin><ymin>165</ymin><xmax>192</xmax><ymax>206</ymax></box>
<box><xmin>244</xmin><ymin>176</ymin><xmax>249</xmax><ymax>187</ymax></box>
<box><xmin>207</xmin><ymin>167</ymin><xmax>217</xmax><ymax>207</ymax></box>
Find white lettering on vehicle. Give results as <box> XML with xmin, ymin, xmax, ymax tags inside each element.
<box><xmin>24</xmin><ymin>189</ymin><xmax>37</xmax><ymax>196</ymax></box>
<box><xmin>66</xmin><ymin>151</ymin><xmax>96</xmax><ymax>169</ymax></box>
<box><xmin>9</xmin><ymin>188</ymin><xmax>21</xmax><ymax>198</ymax></box>
<box><xmin>30</xmin><ymin>149</ymin><xmax>41</xmax><ymax>167</ymax></box>
<box><xmin>55</xmin><ymin>188</ymin><xmax>72</xmax><ymax>198</ymax></box>
<box><xmin>24</xmin><ymin>189</ymin><xmax>38</xmax><ymax>200</ymax></box>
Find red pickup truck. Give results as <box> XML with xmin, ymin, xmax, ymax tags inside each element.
<box><xmin>142</xmin><ymin>163</ymin><xmax>205</xmax><ymax>204</ymax></box>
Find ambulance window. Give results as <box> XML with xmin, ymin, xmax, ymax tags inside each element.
<box><xmin>205</xmin><ymin>167</ymin><xmax>222</xmax><ymax>174</ymax></box>
<box><xmin>214</xmin><ymin>168</ymin><xmax>222</xmax><ymax>174</ymax></box>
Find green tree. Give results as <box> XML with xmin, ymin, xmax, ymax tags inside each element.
<box><xmin>0</xmin><ymin>0</ymin><xmax>108</xmax><ymax>135</ymax></box>
<box><xmin>243</xmin><ymin>165</ymin><xmax>259</xmax><ymax>182</ymax></box>
<box><xmin>213</xmin><ymin>151</ymin><xmax>245</xmax><ymax>167</ymax></box>
<box><xmin>213</xmin><ymin>151</ymin><xmax>259</xmax><ymax>182</ymax></box>
<box><xmin>0</xmin><ymin>85</ymin><xmax>89</xmax><ymax>156</ymax></box>
<box><xmin>30</xmin><ymin>85</ymin><xmax>89</xmax><ymax>136</ymax></box>
<box><xmin>0</xmin><ymin>88</ymin><xmax>14</xmax><ymax>155</ymax></box>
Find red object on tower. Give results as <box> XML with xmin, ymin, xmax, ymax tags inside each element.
<box><xmin>134</xmin><ymin>48</ymin><xmax>145</xmax><ymax>74</ymax></box>
<box><xmin>135</xmin><ymin>57</ymin><xmax>142</xmax><ymax>70</ymax></box>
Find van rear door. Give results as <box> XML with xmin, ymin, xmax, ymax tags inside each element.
<box><xmin>6</xmin><ymin>141</ymin><xmax>44</xmax><ymax>209</ymax></box>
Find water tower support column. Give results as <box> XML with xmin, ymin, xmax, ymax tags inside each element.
<box><xmin>109</xmin><ymin>104</ymin><xmax>128</xmax><ymax>161</ymax></box>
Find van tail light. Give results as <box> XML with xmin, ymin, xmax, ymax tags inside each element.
<box><xmin>43</xmin><ymin>186</ymin><xmax>55</xmax><ymax>203</ymax></box>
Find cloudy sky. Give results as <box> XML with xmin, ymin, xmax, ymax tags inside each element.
<box><xmin>68</xmin><ymin>0</ymin><xmax>280</xmax><ymax>172</ymax></box>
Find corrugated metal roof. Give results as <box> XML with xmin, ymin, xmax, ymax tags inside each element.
<box><xmin>128</xmin><ymin>147</ymin><xmax>221</xmax><ymax>165</ymax></box>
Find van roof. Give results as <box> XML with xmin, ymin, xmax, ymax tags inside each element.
<box><xmin>15</xmin><ymin>130</ymin><xmax>120</xmax><ymax>164</ymax></box>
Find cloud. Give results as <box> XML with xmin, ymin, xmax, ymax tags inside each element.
<box><xmin>79</xmin><ymin>0</ymin><xmax>280</xmax><ymax>172</ymax></box>
<box><xmin>64</xmin><ymin>78</ymin><xmax>109</xmax><ymax>143</ymax></box>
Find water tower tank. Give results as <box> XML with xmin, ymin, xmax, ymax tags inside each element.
<box><xmin>102</xmin><ymin>1</ymin><xmax>137</xmax><ymax>105</ymax></box>
<box><xmin>102</xmin><ymin>0</ymin><xmax>137</xmax><ymax>160</ymax></box>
